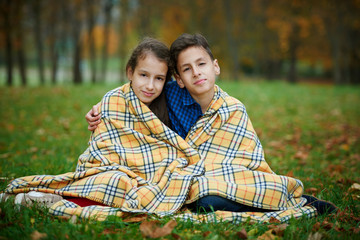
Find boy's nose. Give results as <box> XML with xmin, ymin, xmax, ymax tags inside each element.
<box><xmin>193</xmin><ymin>67</ymin><xmax>201</xmax><ymax>77</ymax></box>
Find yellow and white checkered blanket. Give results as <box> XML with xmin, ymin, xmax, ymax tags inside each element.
<box><xmin>5</xmin><ymin>83</ymin><xmax>316</xmax><ymax>222</ymax></box>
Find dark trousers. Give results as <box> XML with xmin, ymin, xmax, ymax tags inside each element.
<box><xmin>186</xmin><ymin>195</ymin><xmax>272</xmax><ymax>213</ymax></box>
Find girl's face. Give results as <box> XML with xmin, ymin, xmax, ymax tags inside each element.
<box><xmin>127</xmin><ymin>53</ymin><xmax>168</xmax><ymax>106</ymax></box>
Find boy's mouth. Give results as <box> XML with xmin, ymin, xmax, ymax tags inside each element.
<box><xmin>194</xmin><ymin>79</ymin><xmax>206</xmax><ymax>85</ymax></box>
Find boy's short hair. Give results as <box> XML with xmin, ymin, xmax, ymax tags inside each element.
<box><xmin>170</xmin><ymin>33</ymin><xmax>214</xmax><ymax>74</ymax></box>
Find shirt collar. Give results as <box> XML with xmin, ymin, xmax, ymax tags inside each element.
<box><xmin>181</xmin><ymin>87</ymin><xmax>199</xmax><ymax>106</ymax></box>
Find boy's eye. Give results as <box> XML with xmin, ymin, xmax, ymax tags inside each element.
<box><xmin>199</xmin><ymin>62</ymin><xmax>206</xmax><ymax>66</ymax></box>
<box><xmin>156</xmin><ymin>77</ymin><xmax>164</xmax><ymax>81</ymax></box>
<box><xmin>140</xmin><ymin>73</ymin><xmax>147</xmax><ymax>77</ymax></box>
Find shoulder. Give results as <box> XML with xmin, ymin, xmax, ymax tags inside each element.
<box><xmin>165</xmin><ymin>80</ymin><xmax>181</xmax><ymax>94</ymax></box>
<box><xmin>217</xmin><ymin>85</ymin><xmax>246</xmax><ymax>113</ymax></box>
<box><xmin>101</xmin><ymin>83</ymin><xmax>130</xmax><ymax>115</ymax></box>
<box><xmin>103</xmin><ymin>83</ymin><xmax>130</xmax><ymax>99</ymax></box>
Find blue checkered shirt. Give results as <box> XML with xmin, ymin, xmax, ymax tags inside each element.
<box><xmin>165</xmin><ymin>81</ymin><xmax>203</xmax><ymax>139</ymax></box>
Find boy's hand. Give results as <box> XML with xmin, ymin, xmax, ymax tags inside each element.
<box><xmin>85</xmin><ymin>103</ymin><xmax>101</xmax><ymax>131</ymax></box>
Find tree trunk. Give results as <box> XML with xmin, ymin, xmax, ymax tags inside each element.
<box><xmin>71</xmin><ymin>1</ymin><xmax>83</xmax><ymax>84</ymax></box>
<box><xmin>117</xmin><ymin>0</ymin><xmax>128</xmax><ymax>83</ymax></box>
<box><xmin>33</xmin><ymin>0</ymin><xmax>45</xmax><ymax>85</ymax></box>
<box><xmin>101</xmin><ymin>0</ymin><xmax>113</xmax><ymax>83</ymax></box>
<box><xmin>287</xmin><ymin>23</ymin><xmax>300</xmax><ymax>84</ymax></box>
<box><xmin>223</xmin><ymin>0</ymin><xmax>240</xmax><ymax>80</ymax></box>
<box><xmin>13</xmin><ymin>0</ymin><xmax>27</xmax><ymax>86</ymax></box>
<box><xmin>73</xmin><ymin>41</ymin><xmax>83</xmax><ymax>84</ymax></box>
<box><xmin>1</xmin><ymin>0</ymin><xmax>14</xmax><ymax>86</ymax></box>
<box><xmin>86</xmin><ymin>0</ymin><xmax>97</xmax><ymax>83</ymax></box>
<box><xmin>16</xmin><ymin>39</ymin><xmax>27</xmax><ymax>86</ymax></box>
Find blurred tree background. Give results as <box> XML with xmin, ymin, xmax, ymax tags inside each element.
<box><xmin>0</xmin><ymin>0</ymin><xmax>359</xmax><ymax>86</ymax></box>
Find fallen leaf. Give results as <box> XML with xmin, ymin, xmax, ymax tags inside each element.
<box><xmin>122</xmin><ymin>214</ymin><xmax>148</xmax><ymax>223</ymax></box>
<box><xmin>31</xmin><ymin>231</ymin><xmax>47</xmax><ymax>240</ymax></box>
<box><xmin>349</xmin><ymin>183</ymin><xmax>360</xmax><ymax>192</ymax></box>
<box><xmin>307</xmin><ymin>232</ymin><xmax>323</xmax><ymax>240</ymax></box>
<box><xmin>293</xmin><ymin>150</ymin><xmax>308</xmax><ymax>161</ymax></box>
<box><xmin>102</xmin><ymin>228</ymin><xmax>121</xmax><ymax>235</ymax></box>
<box><xmin>171</xmin><ymin>233</ymin><xmax>182</xmax><ymax>240</ymax></box>
<box><xmin>203</xmin><ymin>231</ymin><xmax>211</xmax><ymax>237</ymax></box>
<box><xmin>312</xmin><ymin>222</ymin><xmax>321</xmax><ymax>232</ymax></box>
<box><xmin>285</xmin><ymin>170</ymin><xmax>294</xmax><ymax>178</ymax></box>
<box><xmin>305</xmin><ymin>188</ymin><xmax>318</xmax><ymax>194</ymax></box>
<box><xmin>258</xmin><ymin>229</ymin><xmax>277</xmax><ymax>240</ymax></box>
<box><xmin>321</xmin><ymin>221</ymin><xmax>333</xmax><ymax>230</ymax></box>
<box><xmin>247</xmin><ymin>228</ymin><xmax>258</xmax><ymax>236</ymax></box>
<box><xmin>139</xmin><ymin>219</ymin><xmax>177</xmax><ymax>238</ymax></box>
<box><xmin>236</xmin><ymin>228</ymin><xmax>248</xmax><ymax>239</ymax></box>
<box><xmin>269</xmin><ymin>217</ymin><xmax>281</xmax><ymax>223</ymax></box>
<box><xmin>269</xmin><ymin>223</ymin><xmax>288</xmax><ymax>236</ymax></box>
<box><xmin>328</xmin><ymin>164</ymin><xmax>344</xmax><ymax>174</ymax></box>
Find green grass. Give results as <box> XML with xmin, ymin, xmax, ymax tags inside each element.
<box><xmin>1</xmin><ymin>81</ymin><xmax>360</xmax><ymax>239</ymax></box>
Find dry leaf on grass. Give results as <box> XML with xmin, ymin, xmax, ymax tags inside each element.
<box><xmin>31</xmin><ymin>231</ymin><xmax>47</xmax><ymax>240</ymax></box>
<box><xmin>236</xmin><ymin>228</ymin><xmax>248</xmax><ymax>239</ymax></box>
<box><xmin>122</xmin><ymin>213</ymin><xmax>148</xmax><ymax>223</ymax></box>
<box><xmin>257</xmin><ymin>229</ymin><xmax>277</xmax><ymax>240</ymax></box>
<box><xmin>305</xmin><ymin>187</ymin><xmax>318</xmax><ymax>194</ymax></box>
<box><xmin>307</xmin><ymin>232</ymin><xmax>323</xmax><ymax>240</ymax></box>
<box><xmin>349</xmin><ymin>183</ymin><xmax>360</xmax><ymax>192</ymax></box>
<box><xmin>312</xmin><ymin>222</ymin><xmax>321</xmax><ymax>232</ymax></box>
<box><xmin>268</xmin><ymin>223</ymin><xmax>288</xmax><ymax>236</ymax></box>
<box><xmin>269</xmin><ymin>217</ymin><xmax>281</xmax><ymax>223</ymax></box>
<box><xmin>139</xmin><ymin>219</ymin><xmax>177</xmax><ymax>238</ymax></box>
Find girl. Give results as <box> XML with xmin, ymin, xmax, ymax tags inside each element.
<box><xmin>1</xmin><ymin>37</ymin><xmax>173</xmax><ymax>207</ymax></box>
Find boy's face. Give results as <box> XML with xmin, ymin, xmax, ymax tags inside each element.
<box><xmin>175</xmin><ymin>46</ymin><xmax>220</xmax><ymax>99</ymax></box>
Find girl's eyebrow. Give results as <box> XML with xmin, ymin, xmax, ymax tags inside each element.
<box><xmin>138</xmin><ymin>69</ymin><xmax>166</xmax><ymax>77</ymax></box>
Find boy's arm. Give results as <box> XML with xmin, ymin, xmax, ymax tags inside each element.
<box><xmin>85</xmin><ymin>102</ymin><xmax>101</xmax><ymax>131</ymax></box>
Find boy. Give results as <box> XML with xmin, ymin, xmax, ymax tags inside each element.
<box><xmin>87</xmin><ymin>33</ymin><xmax>337</xmax><ymax>215</ymax></box>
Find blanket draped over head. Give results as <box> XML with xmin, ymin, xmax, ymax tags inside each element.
<box><xmin>5</xmin><ymin>83</ymin><xmax>316</xmax><ymax>222</ymax></box>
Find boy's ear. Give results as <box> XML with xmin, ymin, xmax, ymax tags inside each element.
<box><xmin>213</xmin><ymin>59</ymin><xmax>221</xmax><ymax>75</ymax></box>
<box><xmin>126</xmin><ymin>68</ymin><xmax>133</xmax><ymax>81</ymax></box>
<box><xmin>175</xmin><ymin>74</ymin><xmax>185</xmax><ymax>88</ymax></box>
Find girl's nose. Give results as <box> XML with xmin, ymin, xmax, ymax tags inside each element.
<box><xmin>146</xmin><ymin>79</ymin><xmax>154</xmax><ymax>90</ymax></box>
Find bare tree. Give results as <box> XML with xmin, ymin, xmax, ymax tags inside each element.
<box><xmin>86</xmin><ymin>0</ymin><xmax>98</xmax><ymax>83</ymax></box>
<box><xmin>101</xmin><ymin>0</ymin><xmax>114</xmax><ymax>83</ymax></box>
<box><xmin>1</xmin><ymin>0</ymin><xmax>14</xmax><ymax>86</ymax></box>
<box><xmin>14</xmin><ymin>0</ymin><xmax>28</xmax><ymax>86</ymax></box>
<box><xmin>69</xmin><ymin>0</ymin><xmax>84</xmax><ymax>84</ymax></box>
<box><xmin>32</xmin><ymin>0</ymin><xmax>45</xmax><ymax>85</ymax></box>
<box><xmin>222</xmin><ymin>0</ymin><xmax>241</xmax><ymax>80</ymax></box>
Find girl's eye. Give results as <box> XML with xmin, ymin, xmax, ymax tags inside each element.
<box><xmin>199</xmin><ymin>62</ymin><xmax>206</xmax><ymax>66</ymax></box>
<box><xmin>156</xmin><ymin>77</ymin><xmax>164</xmax><ymax>81</ymax></box>
<box><xmin>183</xmin><ymin>67</ymin><xmax>190</xmax><ymax>72</ymax></box>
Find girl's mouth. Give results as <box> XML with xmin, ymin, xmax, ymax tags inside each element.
<box><xmin>142</xmin><ymin>91</ymin><xmax>154</xmax><ymax>97</ymax></box>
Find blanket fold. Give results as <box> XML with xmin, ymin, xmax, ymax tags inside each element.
<box><xmin>4</xmin><ymin>83</ymin><xmax>316</xmax><ymax>222</ymax></box>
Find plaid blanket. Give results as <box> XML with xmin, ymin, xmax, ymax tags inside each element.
<box><xmin>5</xmin><ymin>83</ymin><xmax>316</xmax><ymax>222</ymax></box>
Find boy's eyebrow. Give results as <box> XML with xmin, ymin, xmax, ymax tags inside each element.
<box><xmin>179</xmin><ymin>57</ymin><xmax>206</xmax><ymax>68</ymax></box>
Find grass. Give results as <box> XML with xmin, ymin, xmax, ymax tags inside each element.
<box><xmin>0</xmin><ymin>80</ymin><xmax>360</xmax><ymax>239</ymax></box>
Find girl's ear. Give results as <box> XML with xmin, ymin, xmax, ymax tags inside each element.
<box><xmin>126</xmin><ymin>67</ymin><xmax>133</xmax><ymax>81</ymax></box>
<box><xmin>175</xmin><ymin>74</ymin><xmax>185</xmax><ymax>88</ymax></box>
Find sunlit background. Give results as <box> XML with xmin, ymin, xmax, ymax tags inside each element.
<box><xmin>0</xmin><ymin>0</ymin><xmax>359</xmax><ymax>86</ymax></box>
